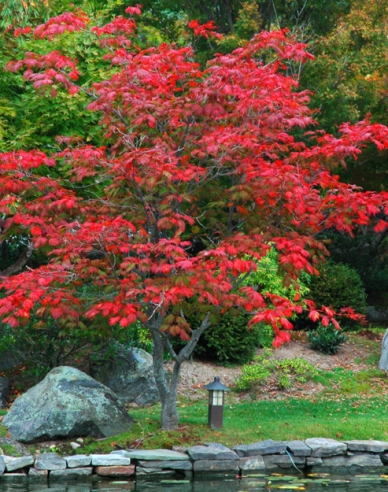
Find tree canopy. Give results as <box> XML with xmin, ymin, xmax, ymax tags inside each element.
<box><xmin>1</xmin><ymin>8</ymin><xmax>388</xmax><ymax>429</ymax></box>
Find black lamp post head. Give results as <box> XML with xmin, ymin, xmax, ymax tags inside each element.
<box><xmin>204</xmin><ymin>376</ymin><xmax>230</xmax><ymax>392</ymax></box>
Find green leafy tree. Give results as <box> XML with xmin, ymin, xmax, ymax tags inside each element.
<box><xmin>301</xmin><ymin>0</ymin><xmax>388</xmax><ymax>135</ymax></box>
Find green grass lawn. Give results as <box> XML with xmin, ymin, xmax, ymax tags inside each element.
<box><xmin>25</xmin><ymin>393</ymin><xmax>386</xmax><ymax>456</ymax></box>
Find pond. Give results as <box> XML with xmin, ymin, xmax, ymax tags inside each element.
<box><xmin>3</xmin><ymin>475</ymin><xmax>388</xmax><ymax>492</ymax></box>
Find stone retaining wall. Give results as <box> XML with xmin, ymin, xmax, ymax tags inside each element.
<box><xmin>1</xmin><ymin>438</ymin><xmax>388</xmax><ymax>484</ymax></box>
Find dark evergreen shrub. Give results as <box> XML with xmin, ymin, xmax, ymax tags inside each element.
<box><xmin>295</xmin><ymin>261</ymin><xmax>366</xmax><ymax>331</ymax></box>
<box><xmin>308</xmin><ymin>322</ymin><xmax>346</xmax><ymax>355</ymax></box>
<box><xmin>194</xmin><ymin>309</ymin><xmax>265</xmax><ymax>365</ymax></box>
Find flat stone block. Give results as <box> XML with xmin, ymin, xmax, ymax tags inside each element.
<box><xmin>263</xmin><ymin>454</ymin><xmax>305</xmax><ymax>470</ymax></box>
<box><xmin>28</xmin><ymin>468</ymin><xmax>48</xmax><ymax>482</ymax></box>
<box><xmin>137</xmin><ymin>460</ymin><xmax>192</xmax><ymax>470</ymax></box>
<box><xmin>312</xmin><ymin>454</ymin><xmax>385</xmax><ymax>474</ymax></box>
<box><xmin>239</xmin><ymin>456</ymin><xmax>266</xmax><ymax>471</ymax></box>
<box><xmin>35</xmin><ymin>453</ymin><xmax>66</xmax><ymax>470</ymax></box>
<box><xmin>344</xmin><ymin>440</ymin><xmax>388</xmax><ymax>453</ymax></box>
<box><xmin>285</xmin><ymin>440</ymin><xmax>311</xmax><ymax>457</ymax></box>
<box><xmin>66</xmin><ymin>455</ymin><xmax>92</xmax><ymax>468</ymax></box>
<box><xmin>110</xmin><ymin>450</ymin><xmax>134</xmax><ymax>458</ymax></box>
<box><xmin>0</xmin><ymin>473</ymin><xmax>28</xmax><ymax>483</ymax></box>
<box><xmin>4</xmin><ymin>455</ymin><xmax>34</xmax><ymax>471</ymax></box>
<box><xmin>187</xmin><ymin>445</ymin><xmax>238</xmax><ymax>461</ymax></box>
<box><xmin>136</xmin><ymin>467</ymin><xmax>178</xmax><ymax>477</ymax></box>
<box><xmin>124</xmin><ymin>449</ymin><xmax>189</xmax><ymax>461</ymax></box>
<box><xmin>95</xmin><ymin>465</ymin><xmax>135</xmax><ymax>477</ymax></box>
<box><xmin>305</xmin><ymin>438</ymin><xmax>347</xmax><ymax>457</ymax></box>
<box><xmin>91</xmin><ymin>454</ymin><xmax>131</xmax><ymax>466</ymax></box>
<box><xmin>50</xmin><ymin>467</ymin><xmax>92</xmax><ymax>480</ymax></box>
<box><xmin>233</xmin><ymin>440</ymin><xmax>286</xmax><ymax>457</ymax></box>
<box><xmin>194</xmin><ymin>459</ymin><xmax>240</xmax><ymax>473</ymax></box>
<box><xmin>306</xmin><ymin>457</ymin><xmax>323</xmax><ymax>466</ymax></box>
<box><xmin>0</xmin><ymin>456</ymin><xmax>4</xmax><ymax>475</ymax></box>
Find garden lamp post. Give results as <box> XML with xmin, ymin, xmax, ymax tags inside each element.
<box><xmin>204</xmin><ymin>376</ymin><xmax>230</xmax><ymax>429</ymax></box>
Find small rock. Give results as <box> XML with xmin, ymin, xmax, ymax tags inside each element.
<box><xmin>344</xmin><ymin>440</ymin><xmax>388</xmax><ymax>454</ymax></box>
<box><xmin>66</xmin><ymin>455</ymin><xmax>91</xmax><ymax>468</ymax></box>
<box><xmin>35</xmin><ymin>452</ymin><xmax>66</xmax><ymax>471</ymax></box>
<box><xmin>0</xmin><ymin>472</ymin><xmax>27</xmax><ymax>483</ymax></box>
<box><xmin>194</xmin><ymin>459</ymin><xmax>240</xmax><ymax>473</ymax></box>
<box><xmin>233</xmin><ymin>440</ymin><xmax>286</xmax><ymax>457</ymax></box>
<box><xmin>285</xmin><ymin>440</ymin><xmax>311</xmax><ymax>457</ymax></box>
<box><xmin>76</xmin><ymin>438</ymin><xmax>84</xmax><ymax>444</ymax></box>
<box><xmin>50</xmin><ymin>467</ymin><xmax>92</xmax><ymax>480</ymax></box>
<box><xmin>187</xmin><ymin>444</ymin><xmax>238</xmax><ymax>461</ymax></box>
<box><xmin>110</xmin><ymin>450</ymin><xmax>135</xmax><ymax>458</ymax></box>
<box><xmin>70</xmin><ymin>442</ymin><xmax>81</xmax><ymax>450</ymax></box>
<box><xmin>4</xmin><ymin>455</ymin><xmax>34</xmax><ymax>472</ymax></box>
<box><xmin>137</xmin><ymin>460</ymin><xmax>192</xmax><ymax>470</ymax></box>
<box><xmin>123</xmin><ymin>449</ymin><xmax>189</xmax><ymax>461</ymax></box>
<box><xmin>28</xmin><ymin>468</ymin><xmax>48</xmax><ymax>481</ymax></box>
<box><xmin>305</xmin><ymin>438</ymin><xmax>347</xmax><ymax>457</ymax></box>
<box><xmin>91</xmin><ymin>454</ymin><xmax>131</xmax><ymax>466</ymax></box>
<box><xmin>239</xmin><ymin>456</ymin><xmax>266</xmax><ymax>471</ymax></box>
<box><xmin>263</xmin><ymin>454</ymin><xmax>305</xmax><ymax>470</ymax></box>
<box><xmin>95</xmin><ymin>465</ymin><xmax>135</xmax><ymax>477</ymax></box>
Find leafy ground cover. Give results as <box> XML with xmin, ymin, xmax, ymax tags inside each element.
<box><xmin>0</xmin><ymin>327</ymin><xmax>387</xmax><ymax>456</ymax></box>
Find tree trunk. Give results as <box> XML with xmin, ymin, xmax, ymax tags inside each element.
<box><xmin>149</xmin><ymin>322</ymin><xmax>180</xmax><ymax>430</ymax></box>
<box><xmin>147</xmin><ymin>313</ymin><xmax>212</xmax><ymax>430</ymax></box>
<box><xmin>0</xmin><ymin>242</ymin><xmax>33</xmax><ymax>277</ymax></box>
<box><xmin>379</xmin><ymin>328</ymin><xmax>388</xmax><ymax>372</ymax></box>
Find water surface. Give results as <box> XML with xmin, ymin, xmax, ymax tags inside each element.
<box><xmin>3</xmin><ymin>475</ymin><xmax>388</xmax><ymax>492</ymax></box>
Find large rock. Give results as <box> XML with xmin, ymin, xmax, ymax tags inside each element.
<box><xmin>2</xmin><ymin>366</ymin><xmax>133</xmax><ymax>443</ymax></box>
<box><xmin>90</xmin><ymin>345</ymin><xmax>159</xmax><ymax>406</ymax></box>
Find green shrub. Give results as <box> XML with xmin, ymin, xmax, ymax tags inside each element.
<box><xmin>324</xmin><ymin>231</ymin><xmax>388</xmax><ymax>302</ymax></box>
<box><xmin>295</xmin><ymin>261</ymin><xmax>366</xmax><ymax>330</ymax></box>
<box><xmin>311</xmin><ymin>261</ymin><xmax>366</xmax><ymax>313</ymax></box>
<box><xmin>178</xmin><ymin>248</ymin><xmax>309</xmax><ymax>365</ymax></box>
<box><xmin>195</xmin><ymin>309</ymin><xmax>262</xmax><ymax>365</ymax></box>
<box><xmin>308</xmin><ymin>322</ymin><xmax>347</xmax><ymax>355</ymax></box>
<box><xmin>241</xmin><ymin>248</ymin><xmax>310</xmax><ymax>301</ymax></box>
<box><xmin>235</xmin><ymin>350</ymin><xmax>318</xmax><ymax>390</ymax></box>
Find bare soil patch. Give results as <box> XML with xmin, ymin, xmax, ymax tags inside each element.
<box><xmin>172</xmin><ymin>330</ymin><xmax>384</xmax><ymax>400</ymax></box>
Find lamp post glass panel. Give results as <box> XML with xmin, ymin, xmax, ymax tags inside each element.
<box><xmin>204</xmin><ymin>377</ymin><xmax>230</xmax><ymax>429</ymax></box>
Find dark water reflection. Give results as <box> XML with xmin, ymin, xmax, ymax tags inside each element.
<box><xmin>3</xmin><ymin>476</ymin><xmax>388</xmax><ymax>492</ymax></box>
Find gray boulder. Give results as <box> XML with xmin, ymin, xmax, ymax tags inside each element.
<box><xmin>379</xmin><ymin>328</ymin><xmax>388</xmax><ymax>372</ymax></box>
<box><xmin>90</xmin><ymin>345</ymin><xmax>159</xmax><ymax>406</ymax></box>
<box><xmin>2</xmin><ymin>366</ymin><xmax>133</xmax><ymax>443</ymax></box>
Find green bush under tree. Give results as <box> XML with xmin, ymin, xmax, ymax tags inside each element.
<box><xmin>295</xmin><ymin>261</ymin><xmax>366</xmax><ymax>331</ymax></box>
<box><xmin>190</xmin><ymin>248</ymin><xmax>309</xmax><ymax>365</ymax></box>
<box><xmin>308</xmin><ymin>322</ymin><xmax>347</xmax><ymax>355</ymax></box>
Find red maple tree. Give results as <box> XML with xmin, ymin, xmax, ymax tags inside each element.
<box><xmin>1</xmin><ymin>9</ymin><xmax>388</xmax><ymax>429</ymax></box>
